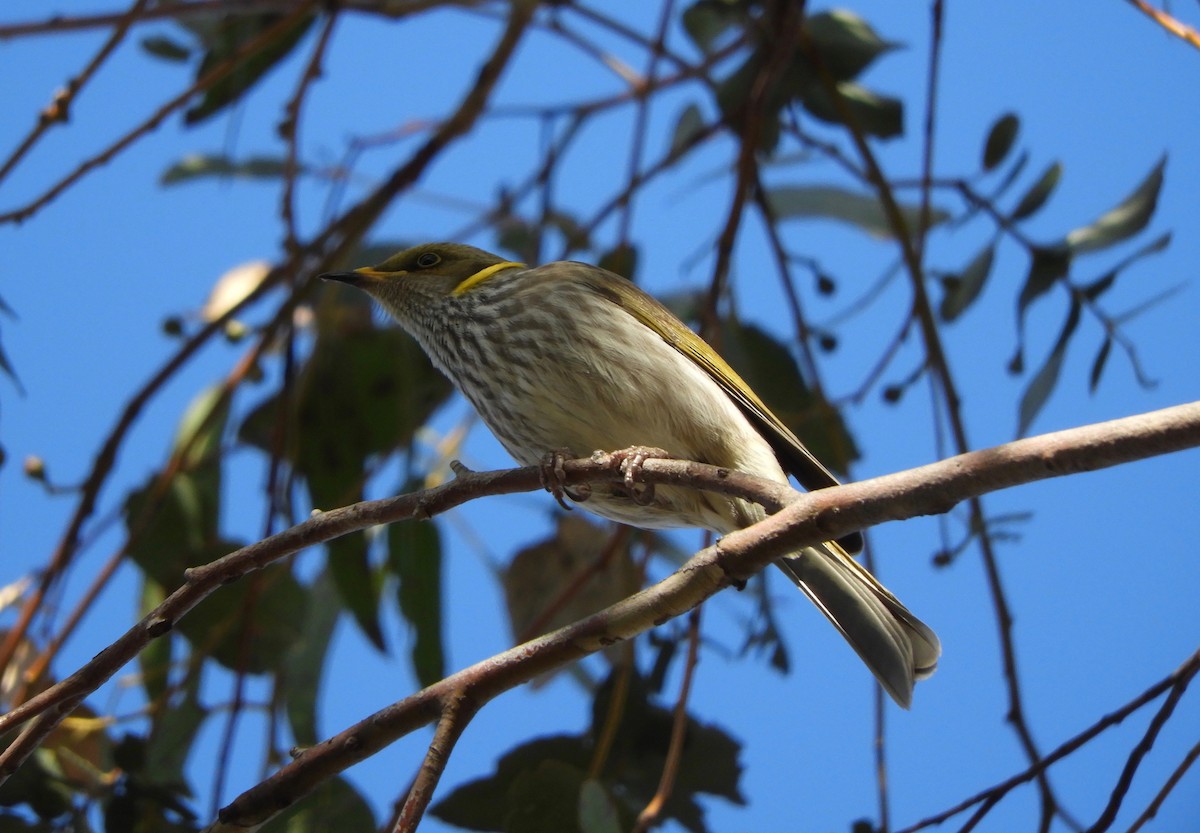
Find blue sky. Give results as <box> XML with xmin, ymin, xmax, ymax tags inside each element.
<box><xmin>2</xmin><ymin>2</ymin><xmax>1199</xmax><ymax>831</ymax></box>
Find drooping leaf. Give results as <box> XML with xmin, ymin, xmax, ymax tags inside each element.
<box><xmin>799</xmin><ymin>80</ymin><xmax>903</xmax><ymax>139</ymax></box>
<box><xmin>1017</xmin><ymin>299</ymin><xmax>1081</xmax><ymax>437</ymax></box>
<box><xmin>140</xmin><ymin>34</ymin><xmax>193</xmax><ymax>62</ymax></box>
<box><xmin>160</xmin><ymin>153</ymin><xmax>299</xmax><ymax>185</ymax></box>
<box><xmin>259</xmin><ymin>777</ymin><xmax>375</xmax><ymax>833</ymax></box>
<box><xmin>388</xmin><ymin>517</ymin><xmax>445</xmax><ymax>688</ymax></box>
<box><xmin>578</xmin><ymin>779</ymin><xmax>622</xmax><ymax>833</ymax></box>
<box><xmin>504</xmin><ymin>516</ymin><xmax>638</xmax><ymax>650</ymax></box>
<box><xmin>1089</xmin><ymin>337</ymin><xmax>1113</xmax><ymax>393</ymax></box>
<box><xmin>681</xmin><ymin>0</ymin><xmax>745</xmax><ymax>53</ymax></box>
<box><xmin>803</xmin><ymin>9</ymin><xmax>900</xmax><ymax>81</ymax></box>
<box><xmin>1016</xmin><ymin>245</ymin><xmax>1071</xmax><ymax>323</ymax></box>
<box><xmin>767</xmin><ymin>185</ymin><xmax>947</xmax><ymax>241</ymax></box>
<box><xmin>598</xmin><ymin>242</ymin><xmax>639</xmax><ymax>281</ymax></box>
<box><xmin>669</xmin><ymin>103</ymin><xmax>705</xmax><ymax>155</ymax></box>
<box><xmin>283</xmin><ymin>570</ymin><xmax>342</xmax><ymax>746</ymax></box>
<box><xmin>982</xmin><ymin>112</ymin><xmax>1019</xmax><ymax>171</ymax></box>
<box><xmin>327</xmin><ymin>535</ymin><xmax>385</xmax><ymax>652</ymax></box>
<box><xmin>185</xmin><ymin>12</ymin><xmax>315</xmax><ymax>125</ymax></box>
<box><xmin>432</xmin><ymin>735</ymin><xmax>593</xmax><ymax>831</ymax></box>
<box><xmin>179</xmin><ymin>561</ymin><xmax>309</xmax><ymax>674</ymax></box>
<box><xmin>719</xmin><ymin>319</ymin><xmax>859</xmax><ymax>475</ymax></box>
<box><xmin>940</xmin><ymin>241</ymin><xmax>996</xmax><ymax>321</ymax></box>
<box><xmin>1011</xmin><ymin>161</ymin><xmax>1062</xmax><ymax>220</ymax></box>
<box><xmin>1064</xmin><ymin>156</ymin><xmax>1166</xmax><ymax>254</ymax></box>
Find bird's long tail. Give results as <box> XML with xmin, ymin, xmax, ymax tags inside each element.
<box><xmin>776</xmin><ymin>542</ymin><xmax>940</xmax><ymax>709</ymax></box>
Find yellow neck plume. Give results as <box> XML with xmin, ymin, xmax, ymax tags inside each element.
<box><xmin>451</xmin><ymin>261</ymin><xmax>525</xmax><ymax>297</ymax></box>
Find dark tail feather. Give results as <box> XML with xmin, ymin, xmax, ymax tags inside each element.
<box><xmin>776</xmin><ymin>542</ymin><xmax>940</xmax><ymax>708</ymax></box>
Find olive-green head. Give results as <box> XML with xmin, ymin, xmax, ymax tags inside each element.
<box><xmin>320</xmin><ymin>242</ymin><xmax>525</xmax><ymax>315</ymax></box>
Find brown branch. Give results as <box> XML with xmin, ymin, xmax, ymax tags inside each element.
<box><xmin>633</xmin><ymin>605</ymin><xmax>702</xmax><ymax>833</ymax></box>
<box><xmin>1123</xmin><ymin>0</ymin><xmax>1200</xmax><ymax>50</ymax></box>
<box><xmin>197</xmin><ymin>400</ymin><xmax>1199</xmax><ymax>827</ymax></box>
<box><xmin>0</xmin><ymin>0</ymin><xmax>321</xmax><ymax>225</ymax></box>
<box><xmin>3</xmin><ymin>402</ymin><xmax>1198</xmax><ymax>816</ymax></box>
<box><xmin>392</xmin><ymin>688</ymin><xmax>478</xmax><ymax>833</ymax></box>
<box><xmin>799</xmin><ymin>24</ymin><xmax>1066</xmax><ymax>830</ymax></box>
<box><xmin>1124</xmin><ymin>738</ymin><xmax>1200</xmax><ymax>833</ymax></box>
<box><xmin>0</xmin><ymin>0</ymin><xmax>150</xmax><ymax>187</ymax></box>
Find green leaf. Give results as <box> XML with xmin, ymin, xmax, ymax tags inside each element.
<box><xmin>982</xmin><ymin>112</ymin><xmax>1019</xmax><ymax>171</ymax></box>
<box><xmin>259</xmin><ymin>777</ymin><xmax>375</xmax><ymax>833</ymax></box>
<box><xmin>175</xmin><ymin>384</ymin><xmax>229</xmax><ymax>470</ymax></box>
<box><xmin>799</xmin><ymin>80</ymin><xmax>903</xmax><ymax>139</ymax></box>
<box><xmin>767</xmin><ymin>185</ymin><xmax>948</xmax><ymax>240</ymax></box>
<box><xmin>145</xmin><ymin>677</ymin><xmax>207</xmax><ymax>783</ymax></box>
<box><xmin>160</xmin><ymin>153</ymin><xmax>298</xmax><ymax>185</ymax></box>
<box><xmin>669</xmin><ymin>103</ymin><xmax>705</xmax><ymax>155</ymax></box>
<box><xmin>388</xmin><ymin>518</ymin><xmax>445</xmax><ymax>688</ymax></box>
<box><xmin>1011</xmin><ymin>161</ymin><xmax>1062</xmax><ymax>220</ymax></box>
<box><xmin>185</xmin><ymin>12</ymin><xmax>315</xmax><ymax>125</ymax></box>
<box><xmin>283</xmin><ymin>570</ymin><xmax>342</xmax><ymax>746</ymax></box>
<box><xmin>504</xmin><ymin>516</ymin><xmax>639</xmax><ymax>647</ymax></box>
<box><xmin>598</xmin><ymin>242</ymin><xmax>639</xmax><ymax>281</ymax></box>
<box><xmin>140</xmin><ymin>35</ymin><xmax>192</xmax><ymax>62</ymax></box>
<box><xmin>506</xmin><ymin>760</ymin><xmax>588</xmax><ymax>833</ymax></box>
<box><xmin>681</xmin><ymin>0</ymin><xmax>744</xmax><ymax>53</ymax></box>
<box><xmin>432</xmin><ymin>735</ymin><xmax>592</xmax><ymax>831</ymax></box>
<box><xmin>328</xmin><ymin>534</ymin><xmax>386</xmax><ymax>652</ymax></box>
<box><xmin>940</xmin><ymin>242</ymin><xmax>996</xmax><ymax>322</ymax></box>
<box><xmin>1016</xmin><ymin>245</ymin><xmax>1071</xmax><ymax>323</ymax></box>
<box><xmin>1089</xmin><ymin>337</ymin><xmax>1112</xmax><ymax>393</ymax></box>
<box><xmin>179</xmin><ymin>561</ymin><xmax>309</xmax><ymax>673</ymax></box>
<box><xmin>1017</xmin><ymin>299</ymin><xmax>1081</xmax><ymax>437</ymax></box>
<box><xmin>1064</xmin><ymin>156</ymin><xmax>1166</xmax><ymax>254</ymax></box>
<box><xmin>803</xmin><ymin>9</ymin><xmax>899</xmax><ymax>81</ymax></box>
<box><xmin>719</xmin><ymin>319</ymin><xmax>859</xmax><ymax>475</ymax></box>
<box><xmin>578</xmin><ymin>780</ymin><xmax>622</xmax><ymax>833</ymax></box>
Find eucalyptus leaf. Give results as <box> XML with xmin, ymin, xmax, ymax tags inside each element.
<box><xmin>1011</xmin><ymin>161</ymin><xmax>1062</xmax><ymax>220</ymax></box>
<box><xmin>669</xmin><ymin>103</ymin><xmax>705</xmax><ymax>155</ymax></box>
<box><xmin>940</xmin><ymin>242</ymin><xmax>996</xmax><ymax>322</ymax></box>
<box><xmin>161</xmin><ymin>153</ymin><xmax>297</xmax><ymax>185</ymax></box>
<box><xmin>1089</xmin><ymin>337</ymin><xmax>1113</xmax><ymax>393</ymax></box>
<box><xmin>1016</xmin><ymin>245</ymin><xmax>1071</xmax><ymax>322</ymax></box>
<box><xmin>804</xmin><ymin>9</ymin><xmax>899</xmax><ymax>81</ymax></box>
<box><xmin>389</xmin><ymin>517</ymin><xmax>445</xmax><ymax>687</ymax></box>
<box><xmin>799</xmin><ymin>80</ymin><xmax>903</xmax><ymax>139</ymax></box>
<box><xmin>767</xmin><ymin>185</ymin><xmax>947</xmax><ymax>240</ymax></box>
<box><xmin>1064</xmin><ymin>156</ymin><xmax>1166</xmax><ymax>254</ymax></box>
<box><xmin>185</xmin><ymin>12</ymin><xmax>315</xmax><ymax>125</ymax></box>
<box><xmin>982</xmin><ymin>112</ymin><xmax>1019</xmax><ymax>171</ymax></box>
<box><xmin>1017</xmin><ymin>299</ymin><xmax>1081</xmax><ymax>436</ymax></box>
<box><xmin>141</xmin><ymin>34</ymin><xmax>193</xmax><ymax>62</ymax></box>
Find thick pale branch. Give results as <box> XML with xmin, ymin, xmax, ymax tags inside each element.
<box><xmin>207</xmin><ymin>401</ymin><xmax>1200</xmax><ymax>828</ymax></box>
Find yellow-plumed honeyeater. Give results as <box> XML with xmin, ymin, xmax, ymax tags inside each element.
<box><xmin>322</xmin><ymin>243</ymin><xmax>940</xmax><ymax>707</ymax></box>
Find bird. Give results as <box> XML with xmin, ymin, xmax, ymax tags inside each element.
<box><xmin>321</xmin><ymin>242</ymin><xmax>940</xmax><ymax>707</ymax></box>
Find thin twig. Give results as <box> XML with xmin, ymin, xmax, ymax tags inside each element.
<box><xmin>392</xmin><ymin>690</ymin><xmax>477</xmax><ymax>833</ymax></box>
<box><xmin>1123</xmin><ymin>0</ymin><xmax>1200</xmax><ymax>49</ymax></box>
<box><xmin>0</xmin><ymin>0</ymin><xmax>151</xmax><ymax>186</ymax></box>
<box><xmin>1123</xmin><ymin>738</ymin><xmax>1200</xmax><ymax>833</ymax></box>
<box><xmin>897</xmin><ymin>647</ymin><xmax>1200</xmax><ymax>833</ymax></box>
<box><xmin>633</xmin><ymin>605</ymin><xmax>702</xmax><ymax>832</ymax></box>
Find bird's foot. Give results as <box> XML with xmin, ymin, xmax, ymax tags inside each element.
<box><xmin>606</xmin><ymin>445</ymin><xmax>670</xmax><ymax>505</ymax></box>
<box><xmin>539</xmin><ymin>448</ymin><xmax>589</xmax><ymax>510</ymax></box>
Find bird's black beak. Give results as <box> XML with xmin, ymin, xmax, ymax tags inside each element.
<box><xmin>320</xmin><ymin>267</ymin><xmax>388</xmax><ymax>287</ymax></box>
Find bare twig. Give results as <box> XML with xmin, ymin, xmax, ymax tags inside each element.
<box><xmin>392</xmin><ymin>688</ymin><xmax>478</xmax><ymax>833</ymax></box>
<box><xmin>633</xmin><ymin>606</ymin><xmax>703</xmax><ymax>833</ymax></box>
<box><xmin>0</xmin><ymin>0</ymin><xmax>151</xmax><ymax>187</ymax></box>
<box><xmin>1122</xmin><ymin>0</ymin><xmax>1200</xmax><ymax>50</ymax></box>
<box><xmin>897</xmin><ymin>647</ymin><xmax>1200</xmax><ymax>833</ymax></box>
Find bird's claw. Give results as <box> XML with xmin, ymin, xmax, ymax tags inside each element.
<box><xmin>609</xmin><ymin>445</ymin><xmax>670</xmax><ymax>506</ymax></box>
<box><xmin>539</xmin><ymin>448</ymin><xmax>589</xmax><ymax>510</ymax></box>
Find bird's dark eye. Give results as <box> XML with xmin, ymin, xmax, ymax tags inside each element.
<box><xmin>415</xmin><ymin>252</ymin><xmax>441</xmax><ymax>268</ymax></box>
